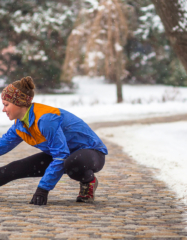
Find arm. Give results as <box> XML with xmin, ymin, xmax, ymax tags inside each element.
<box><xmin>0</xmin><ymin>123</ymin><xmax>23</xmax><ymax>155</ymax></box>
<box><xmin>30</xmin><ymin>114</ymin><xmax>70</xmax><ymax>205</ymax></box>
<box><xmin>38</xmin><ymin>113</ymin><xmax>70</xmax><ymax>191</ymax></box>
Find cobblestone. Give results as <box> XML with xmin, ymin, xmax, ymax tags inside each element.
<box><xmin>0</xmin><ymin>119</ymin><xmax>187</xmax><ymax>239</ymax></box>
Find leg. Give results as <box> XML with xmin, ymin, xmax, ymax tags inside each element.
<box><xmin>64</xmin><ymin>149</ymin><xmax>105</xmax><ymax>183</ymax></box>
<box><xmin>0</xmin><ymin>152</ymin><xmax>53</xmax><ymax>186</ymax></box>
<box><xmin>64</xmin><ymin>149</ymin><xmax>105</xmax><ymax>203</ymax></box>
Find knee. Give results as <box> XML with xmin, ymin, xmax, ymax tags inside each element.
<box><xmin>64</xmin><ymin>158</ymin><xmax>84</xmax><ymax>179</ymax></box>
<box><xmin>64</xmin><ymin>156</ymin><xmax>82</xmax><ymax>171</ymax></box>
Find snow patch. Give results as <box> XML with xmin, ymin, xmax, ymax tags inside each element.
<box><xmin>72</xmin><ymin>29</ymin><xmax>82</xmax><ymax>35</ymax></box>
<box><xmin>88</xmin><ymin>51</ymin><xmax>105</xmax><ymax>67</ymax></box>
<box><xmin>115</xmin><ymin>43</ymin><xmax>123</xmax><ymax>52</ymax></box>
<box><xmin>96</xmin><ymin>121</ymin><xmax>187</xmax><ymax>205</ymax></box>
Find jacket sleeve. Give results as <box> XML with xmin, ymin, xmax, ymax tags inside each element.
<box><xmin>38</xmin><ymin>113</ymin><xmax>70</xmax><ymax>191</ymax></box>
<box><xmin>0</xmin><ymin>123</ymin><xmax>23</xmax><ymax>155</ymax></box>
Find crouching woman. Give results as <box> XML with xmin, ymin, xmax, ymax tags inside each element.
<box><xmin>0</xmin><ymin>76</ymin><xmax>108</xmax><ymax>205</ymax></box>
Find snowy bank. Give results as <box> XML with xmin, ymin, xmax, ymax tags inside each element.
<box><xmin>96</xmin><ymin>121</ymin><xmax>187</xmax><ymax>204</ymax></box>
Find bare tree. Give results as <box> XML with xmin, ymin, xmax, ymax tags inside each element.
<box><xmin>60</xmin><ymin>6</ymin><xmax>96</xmax><ymax>84</ymax></box>
<box><xmin>61</xmin><ymin>0</ymin><xmax>129</xmax><ymax>103</ymax></box>
<box><xmin>152</xmin><ymin>0</ymin><xmax>187</xmax><ymax>73</ymax></box>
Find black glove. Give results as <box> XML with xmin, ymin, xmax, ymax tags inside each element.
<box><xmin>29</xmin><ymin>187</ymin><xmax>49</xmax><ymax>205</ymax></box>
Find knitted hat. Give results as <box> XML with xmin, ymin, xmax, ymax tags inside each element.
<box><xmin>1</xmin><ymin>76</ymin><xmax>35</xmax><ymax>107</ymax></box>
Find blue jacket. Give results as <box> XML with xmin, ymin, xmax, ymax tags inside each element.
<box><xmin>0</xmin><ymin>103</ymin><xmax>108</xmax><ymax>190</ymax></box>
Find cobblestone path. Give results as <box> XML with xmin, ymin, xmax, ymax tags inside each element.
<box><xmin>0</xmin><ymin>118</ymin><xmax>187</xmax><ymax>239</ymax></box>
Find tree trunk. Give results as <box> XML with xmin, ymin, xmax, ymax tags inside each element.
<box><xmin>116</xmin><ymin>77</ymin><xmax>123</xmax><ymax>103</ymax></box>
<box><xmin>152</xmin><ymin>0</ymin><xmax>187</xmax><ymax>73</ymax></box>
<box><xmin>116</xmin><ymin>51</ymin><xmax>123</xmax><ymax>103</ymax></box>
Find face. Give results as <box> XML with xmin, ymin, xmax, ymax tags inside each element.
<box><xmin>2</xmin><ymin>100</ymin><xmax>22</xmax><ymax>120</ymax></box>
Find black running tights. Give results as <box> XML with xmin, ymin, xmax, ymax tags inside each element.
<box><xmin>0</xmin><ymin>149</ymin><xmax>105</xmax><ymax>187</ymax></box>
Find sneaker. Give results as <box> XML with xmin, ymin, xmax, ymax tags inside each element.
<box><xmin>76</xmin><ymin>177</ymin><xmax>98</xmax><ymax>203</ymax></box>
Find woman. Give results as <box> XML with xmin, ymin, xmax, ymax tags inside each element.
<box><xmin>0</xmin><ymin>76</ymin><xmax>107</xmax><ymax>205</ymax></box>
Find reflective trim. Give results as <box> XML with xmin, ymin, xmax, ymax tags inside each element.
<box><xmin>53</xmin><ymin>158</ymin><xmax>65</xmax><ymax>161</ymax></box>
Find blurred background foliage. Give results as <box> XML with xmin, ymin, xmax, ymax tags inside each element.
<box><xmin>0</xmin><ymin>0</ymin><xmax>186</xmax><ymax>92</ymax></box>
<box><xmin>125</xmin><ymin>0</ymin><xmax>187</xmax><ymax>87</ymax></box>
<box><xmin>0</xmin><ymin>0</ymin><xmax>80</xmax><ymax>91</ymax></box>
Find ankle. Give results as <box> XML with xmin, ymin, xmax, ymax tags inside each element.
<box><xmin>82</xmin><ymin>176</ymin><xmax>95</xmax><ymax>184</ymax></box>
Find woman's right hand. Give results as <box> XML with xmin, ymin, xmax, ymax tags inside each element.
<box><xmin>29</xmin><ymin>187</ymin><xmax>49</xmax><ymax>205</ymax></box>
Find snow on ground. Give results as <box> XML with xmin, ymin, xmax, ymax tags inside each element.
<box><xmin>0</xmin><ymin>76</ymin><xmax>187</xmax><ymax>127</ymax></box>
<box><xmin>96</xmin><ymin>121</ymin><xmax>187</xmax><ymax>204</ymax></box>
<box><xmin>0</xmin><ymin>76</ymin><xmax>187</xmax><ymax>203</ymax></box>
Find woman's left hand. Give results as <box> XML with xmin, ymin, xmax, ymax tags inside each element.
<box><xmin>29</xmin><ymin>187</ymin><xmax>49</xmax><ymax>205</ymax></box>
